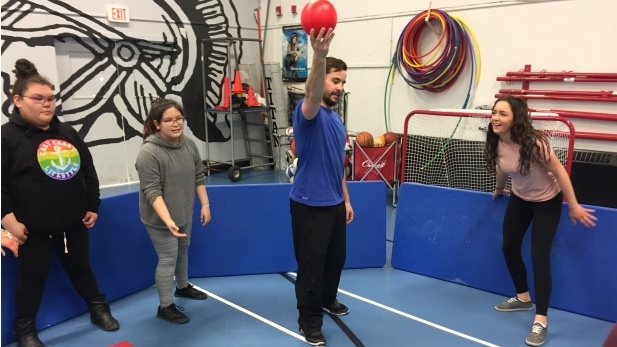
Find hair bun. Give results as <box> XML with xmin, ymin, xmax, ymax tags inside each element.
<box><xmin>151</xmin><ymin>97</ymin><xmax>165</xmax><ymax>106</ymax></box>
<box><xmin>13</xmin><ymin>59</ymin><xmax>39</xmax><ymax>79</ymax></box>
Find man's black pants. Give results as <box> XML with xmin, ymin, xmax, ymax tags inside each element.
<box><xmin>290</xmin><ymin>199</ymin><xmax>346</xmax><ymax>333</ymax></box>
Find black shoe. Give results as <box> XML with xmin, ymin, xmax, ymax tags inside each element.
<box><xmin>88</xmin><ymin>294</ymin><xmax>120</xmax><ymax>331</ymax></box>
<box><xmin>322</xmin><ymin>300</ymin><xmax>349</xmax><ymax>316</ymax></box>
<box><xmin>157</xmin><ymin>304</ymin><xmax>189</xmax><ymax>324</ymax></box>
<box><xmin>16</xmin><ymin>334</ymin><xmax>45</xmax><ymax>347</ymax></box>
<box><xmin>301</xmin><ymin>329</ymin><xmax>326</xmax><ymax>346</ymax></box>
<box><xmin>174</xmin><ymin>283</ymin><xmax>208</xmax><ymax>300</ymax></box>
<box><xmin>14</xmin><ymin>317</ymin><xmax>45</xmax><ymax>347</ymax></box>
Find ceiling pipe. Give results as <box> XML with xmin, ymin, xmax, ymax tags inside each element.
<box><xmin>529</xmin><ymin>109</ymin><xmax>617</xmax><ymax>122</ymax></box>
<box><xmin>494</xmin><ymin>93</ymin><xmax>617</xmax><ymax>102</ymax></box>
<box><xmin>505</xmin><ymin>71</ymin><xmax>617</xmax><ymax>79</ymax></box>
<box><xmin>575</xmin><ymin>132</ymin><xmax>617</xmax><ymax>142</ymax></box>
<box><xmin>497</xmin><ymin>76</ymin><xmax>617</xmax><ymax>83</ymax></box>
<box><xmin>500</xmin><ymin>89</ymin><xmax>615</xmax><ymax>97</ymax></box>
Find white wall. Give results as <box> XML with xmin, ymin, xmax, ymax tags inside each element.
<box><xmin>260</xmin><ymin>0</ymin><xmax>617</xmax><ymax>152</ymax></box>
<box><xmin>1</xmin><ymin>0</ymin><xmax>263</xmax><ymax>186</ymax></box>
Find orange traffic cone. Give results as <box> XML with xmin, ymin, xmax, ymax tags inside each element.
<box><xmin>231</xmin><ymin>70</ymin><xmax>244</xmax><ymax>94</ymax></box>
<box><xmin>217</xmin><ymin>76</ymin><xmax>230</xmax><ymax>109</ymax></box>
<box><xmin>245</xmin><ymin>85</ymin><xmax>261</xmax><ymax>107</ymax></box>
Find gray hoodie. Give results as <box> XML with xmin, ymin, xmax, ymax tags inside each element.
<box><xmin>135</xmin><ymin>133</ymin><xmax>205</xmax><ymax>229</ymax></box>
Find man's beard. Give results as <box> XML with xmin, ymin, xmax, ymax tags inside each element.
<box><xmin>323</xmin><ymin>93</ymin><xmax>338</xmax><ymax>107</ymax></box>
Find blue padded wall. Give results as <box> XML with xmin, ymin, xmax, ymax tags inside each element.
<box><xmin>392</xmin><ymin>183</ymin><xmax>617</xmax><ymax>322</ymax></box>
<box><xmin>2</xmin><ymin>181</ymin><xmax>385</xmax><ymax>344</ymax></box>
<box><xmin>188</xmin><ymin>182</ymin><xmax>386</xmax><ymax>276</ymax></box>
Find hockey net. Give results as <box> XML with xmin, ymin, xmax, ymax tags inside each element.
<box><xmin>401</xmin><ymin>110</ymin><xmax>575</xmax><ymax>192</ymax></box>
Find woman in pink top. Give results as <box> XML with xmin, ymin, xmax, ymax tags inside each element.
<box><xmin>485</xmin><ymin>95</ymin><xmax>597</xmax><ymax>346</ymax></box>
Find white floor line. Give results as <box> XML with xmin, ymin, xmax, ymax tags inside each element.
<box><xmin>286</xmin><ymin>272</ymin><xmax>499</xmax><ymax>347</ymax></box>
<box><xmin>191</xmin><ymin>283</ymin><xmax>306</xmax><ymax>343</ymax></box>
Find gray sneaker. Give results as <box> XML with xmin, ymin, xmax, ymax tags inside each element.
<box><xmin>495</xmin><ymin>297</ymin><xmax>534</xmax><ymax>311</ymax></box>
<box><xmin>525</xmin><ymin>322</ymin><xmax>547</xmax><ymax>346</ymax></box>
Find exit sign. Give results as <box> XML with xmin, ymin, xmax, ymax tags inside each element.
<box><xmin>107</xmin><ymin>5</ymin><xmax>129</xmax><ymax>23</ymax></box>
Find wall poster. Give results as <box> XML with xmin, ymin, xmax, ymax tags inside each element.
<box><xmin>282</xmin><ymin>25</ymin><xmax>307</xmax><ymax>82</ymax></box>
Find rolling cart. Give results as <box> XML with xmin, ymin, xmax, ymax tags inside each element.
<box><xmin>200</xmin><ymin>37</ymin><xmax>274</xmax><ymax>182</ymax></box>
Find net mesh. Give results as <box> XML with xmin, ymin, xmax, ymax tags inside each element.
<box><xmin>403</xmin><ymin>111</ymin><xmax>573</xmax><ymax>192</ymax></box>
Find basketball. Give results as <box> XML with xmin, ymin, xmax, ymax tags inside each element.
<box><xmin>290</xmin><ymin>139</ymin><xmax>296</xmax><ymax>154</ymax></box>
<box><xmin>383</xmin><ymin>131</ymin><xmax>398</xmax><ymax>145</ymax></box>
<box><xmin>356</xmin><ymin>131</ymin><xmax>374</xmax><ymax>147</ymax></box>
<box><xmin>373</xmin><ymin>135</ymin><xmax>385</xmax><ymax>147</ymax></box>
<box><xmin>301</xmin><ymin>0</ymin><xmax>337</xmax><ymax>35</ymax></box>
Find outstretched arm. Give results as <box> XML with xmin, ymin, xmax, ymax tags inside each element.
<box><xmin>151</xmin><ymin>196</ymin><xmax>187</xmax><ymax>237</ymax></box>
<box><xmin>301</xmin><ymin>28</ymin><xmax>335</xmax><ymax>121</ymax></box>
<box><xmin>545</xmin><ymin>151</ymin><xmax>597</xmax><ymax>227</ymax></box>
<box><xmin>492</xmin><ymin>167</ymin><xmax>508</xmax><ymax>200</ymax></box>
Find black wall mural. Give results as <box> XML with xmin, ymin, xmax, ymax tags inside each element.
<box><xmin>1</xmin><ymin>0</ymin><xmax>243</xmax><ymax>146</ymax></box>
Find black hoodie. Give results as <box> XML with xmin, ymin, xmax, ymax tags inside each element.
<box><xmin>1</xmin><ymin>109</ymin><xmax>100</xmax><ymax>232</ymax></box>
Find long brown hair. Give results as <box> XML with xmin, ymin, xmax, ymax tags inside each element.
<box><xmin>142</xmin><ymin>98</ymin><xmax>185</xmax><ymax>139</ymax></box>
<box><xmin>485</xmin><ymin>95</ymin><xmax>550</xmax><ymax>175</ymax></box>
<box><xmin>12</xmin><ymin>58</ymin><xmax>53</xmax><ymax>98</ymax></box>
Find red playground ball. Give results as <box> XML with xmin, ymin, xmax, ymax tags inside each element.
<box><xmin>301</xmin><ymin>0</ymin><xmax>337</xmax><ymax>35</ymax></box>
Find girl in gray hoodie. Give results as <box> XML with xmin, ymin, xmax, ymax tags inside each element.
<box><xmin>135</xmin><ymin>98</ymin><xmax>211</xmax><ymax>324</ymax></box>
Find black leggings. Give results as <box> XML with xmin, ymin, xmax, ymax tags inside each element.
<box><xmin>502</xmin><ymin>192</ymin><xmax>563</xmax><ymax>316</ymax></box>
<box><xmin>290</xmin><ymin>199</ymin><xmax>346</xmax><ymax>333</ymax></box>
<box><xmin>15</xmin><ymin>223</ymin><xmax>100</xmax><ymax>318</ymax></box>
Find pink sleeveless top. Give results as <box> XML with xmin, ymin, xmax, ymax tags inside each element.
<box><xmin>497</xmin><ymin>140</ymin><xmax>560</xmax><ymax>202</ymax></box>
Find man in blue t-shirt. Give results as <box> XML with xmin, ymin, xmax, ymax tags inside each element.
<box><xmin>289</xmin><ymin>27</ymin><xmax>354</xmax><ymax>347</ymax></box>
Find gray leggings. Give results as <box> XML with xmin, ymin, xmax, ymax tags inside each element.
<box><xmin>145</xmin><ymin>223</ymin><xmax>191</xmax><ymax>307</ymax></box>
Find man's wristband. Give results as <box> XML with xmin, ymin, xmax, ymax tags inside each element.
<box><xmin>495</xmin><ymin>187</ymin><xmax>505</xmax><ymax>190</ymax></box>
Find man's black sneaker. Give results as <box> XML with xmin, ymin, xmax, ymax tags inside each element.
<box><xmin>174</xmin><ymin>283</ymin><xmax>208</xmax><ymax>300</ymax></box>
<box><xmin>301</xmin><ymin>329</ymin><xmax>326</xmax><ymax>346</ymax></box>
<box><xmin>322</xmin><ymin>300</ymin><xmax>349</xmax><ymax>316</ymax></box>
<box><xmin>157</xmin><ymin>304</ymin><xmax>189</xmax><ymax>324</ymax></box>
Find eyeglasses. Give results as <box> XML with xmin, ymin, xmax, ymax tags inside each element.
<box><xmin>22</xmin><ymin>95</ymin><xmax>57</xmax><ymax>104</ymax></box>
<box><xmin>161</xmin><ymin>116</ymin><xmax>185</xmax><ymax>125</ymax></box>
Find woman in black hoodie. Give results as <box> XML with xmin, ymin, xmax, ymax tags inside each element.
<box><xmin>1</xmin><ymin>59</ymin><xmax>120</xmax><ymax>347</ymax></box>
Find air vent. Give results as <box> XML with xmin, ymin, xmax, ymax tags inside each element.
<box><xmin>573</xmin><ymin>150</ymin><xmax>617</xmax><ymax>166</ymax></box>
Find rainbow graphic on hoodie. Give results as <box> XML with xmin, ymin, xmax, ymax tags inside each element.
<box><xmin>37</xmin><ymin>139</ymin><xmax>81</xmax><ymax>180</ymax></box>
